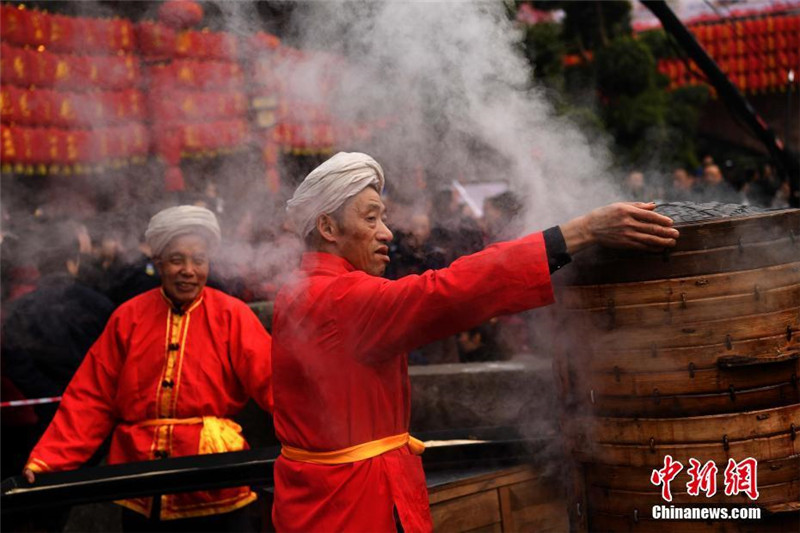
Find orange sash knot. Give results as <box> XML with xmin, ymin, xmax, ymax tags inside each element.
<box><xmin>137</xmin><ymin>416</ymin><xmax>245</xmax><ymax>455</ymax></box>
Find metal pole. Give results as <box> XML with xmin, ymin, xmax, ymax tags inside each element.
<box><xmin>789</xmin><ymin>70</ymin><xmax>798</xmax><ymax>207</ymax></box>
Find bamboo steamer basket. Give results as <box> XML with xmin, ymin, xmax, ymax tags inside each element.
<box><xmin>552</xmin><ymin>209</ymin><xmax>800</xmax><ymax>532</ymax></box>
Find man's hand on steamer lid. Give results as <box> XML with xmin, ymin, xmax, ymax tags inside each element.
<box><xmin>23</xmin><ymin>467</ymin><xmax>35</xmax><ymax>484</ymax></box>
<box><xmin>560</xmin><ymin>202</ymin><xmax>679</xmax><ymax>255</ymax></box>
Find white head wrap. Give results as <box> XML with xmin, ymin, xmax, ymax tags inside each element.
<box><xmin>145</xmin><ymin>205</ymin><xmax>221</xmax><ymax>258</ymax></box>
<box><xmin>286</xmin><ymin>152</ymin><xmax>385</xmax><ymax>238</ymax></box>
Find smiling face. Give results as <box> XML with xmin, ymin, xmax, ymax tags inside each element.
<box><xmin>329</xmin><ymin>187</ymin><xmax>394</xmax><ymax>276</ymax></box>
<box><xmin>156</xmin><ymin>233</ymin><xmax>209</xmax><ymax>307</ymax></box>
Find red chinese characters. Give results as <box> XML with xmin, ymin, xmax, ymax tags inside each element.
<box><xmin>650</xmin><ymin>456</ymin><xmax>760</xmax><ymax>502</ymax></box>
<box><xmin>686</xmin><ymin>458</ymin><xmax>718</xmax><ymax>498</ymax></box>
<box><xmin>650</xmin><ymin>455</ymin><xmax>684</xmax><ymax>502</ymax></box>
<box><xmin>723</xmin><ymin>457</ymin><xmax>760</xmax><ymax>501</ymax></box>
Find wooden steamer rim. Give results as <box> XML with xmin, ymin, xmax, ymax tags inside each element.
<box><xmin>573</xmin><ymin>431</ymin><xmax>799</xmax><ymax>467</ymax></box>
<box><xmin>585</xmin><ymin>333</ymin><xmax>797</xmax><ymax>374</ymax></box>
<box><xmin>556</xmin><ymin>209</ymin><xmax>799</xmax><ymax>286</ymax></box>
<box><xmin>563</xmin><ymin>284</ymin><xmax>800</xmax><ymax>330</ymax></box>
<box><xmin>558</xmin><ymin>262</ymin><xmax>800</xmax><ymax>310</ymax></box>
<box><xmin>570</xmin><ymin>404</ymin><xmax>800</xmax><ymax>445</ymax></box>
<box><xmin>583</xmin><ymin>356</ymin><xmax>799</xmax><ymax>397</ymax></box>
<box><xmin>589</xmin><ymin>380</ymin><xmax>798</xmax><ymax>418</ymax></box>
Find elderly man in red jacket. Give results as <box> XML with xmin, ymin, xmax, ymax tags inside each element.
<box><xmin>24</xmin><ymin>206</ymin><xmax>273</xmax><ymax>532</ymax></box>
<box><xmin>271</xmin><ymin>152</ymin><xmax>679</xmax><ymax>533</ymax></box>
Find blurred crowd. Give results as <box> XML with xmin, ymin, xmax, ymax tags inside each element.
<box><xmin>623</xmin><ymin>156</ymin><xmax>792</xmax><ymax>208</ymax></box>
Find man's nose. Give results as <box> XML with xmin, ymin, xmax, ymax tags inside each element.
<box><xmin>378</xmin><ymin>220</ymin><xmax>393</xmax><ymax>243</ymax></box>
<box><xmin>178</xmin><ymin>262</ymin><xmax>196</xmax><ymax>276</ymax></box>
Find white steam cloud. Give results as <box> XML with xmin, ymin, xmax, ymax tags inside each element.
<box><xmin>282</xmin><ymin>1</ymin><xmax>619</xmax><ymax>229</ymax></box>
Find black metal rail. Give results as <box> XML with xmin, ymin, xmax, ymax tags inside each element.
<box><xmin>1</xmin><ymin>447</ymin><xmax>278</xmax><ymax>514</ymax></box>
<box><xmin>642</xmin><ymin>0</ymin><xmax>800</xmax><ymax>207</ymax></box>
<box><xmin>1</xmin><ymin>428</ymin><xmax>552</xmax><ymax>514</ymax></box>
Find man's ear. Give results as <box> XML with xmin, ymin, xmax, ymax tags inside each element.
<box><xmin>316</xmin><ymin>214</ymin><xmax>339</xmax><ymax>244</ymax></box>
<box><xmin>152</xmin><ymin>257</ymin><xmax>165</xmax><ymax>276</ymax></box>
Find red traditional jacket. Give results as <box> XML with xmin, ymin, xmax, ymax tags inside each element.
<box><xmin>25</xmin><ymin>287</ymin><xmax>273</xmax><ymax>520</ymax></box>
<box><xmin>271</xmin><ymin>232</ymin><xmax>554</xmax><ymax>533</ymax></box>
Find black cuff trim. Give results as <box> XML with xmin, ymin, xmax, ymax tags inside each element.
<box><xmin>543</xmin><ymin>226</ymin><xmax>572</xmax><ymax>274</ymax></box>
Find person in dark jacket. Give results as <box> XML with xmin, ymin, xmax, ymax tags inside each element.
<box><xmin>1</xmin><ymin>220</ymin><xmax>114</xmax><ymax>532</ymax></box>
<box><xmin>2</xmin><ymin>221</ymin><xmax>115</xmax><ymax>421</ymax></box>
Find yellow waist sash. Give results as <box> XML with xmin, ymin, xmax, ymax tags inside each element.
<box><xmin>138</xmin><ymin>416</ymin><xmax>245</xmax><ymax>455</ymax></box>
<box><xmin>281</xmin><ymin>432</ymin><xmax>425</xmax><ymax>465</ymax></box>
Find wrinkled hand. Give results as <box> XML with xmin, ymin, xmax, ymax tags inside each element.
<box><xmin>23</xmin><ymin>468</ymin><xmax>35</xmax><ymax>484</ymax></box>
<box><xmin>561</xmin><ymin>202</ymin><xmax>679</xmax><ymax>254</ymax></box>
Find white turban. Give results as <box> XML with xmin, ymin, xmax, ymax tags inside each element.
<box><xmin>286</xmin><ymin>152</ymin><xmax>385</xmax><ymax>238</ymax></box>
<box><xmin>145</xmin><ymin>205</ymin><xmax>221</xmax><ymax>258</ymax></box>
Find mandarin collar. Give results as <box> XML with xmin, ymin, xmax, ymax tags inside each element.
<box><xmin>160</xmin><ymin>286</ymin><xmax>205</xmax><ymax>314</ymax></box>
<box><xmin>300</xmin><ymin>252</ymin><xmax>356</xmax><ymax>276</ymax></box>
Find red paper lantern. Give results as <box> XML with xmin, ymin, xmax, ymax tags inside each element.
<box><xmin>0</xmin><ymin>87</ymin><xmax>13</xmax><ymax>123</ymax></box>
<box><xmin>28</xmin><ymin>128</ymin><xmax>48</xmax><ymax>165</ymax></box>
<box><xmin>159</xmin><ymin>1</ymin><xmax>204</xmax><ymax>30</ymax></box>
<box><xmin>175</xmin><ymin>31</ymin><xmax>204</xmax><ymax>58</ymax></box>
<box><xmin>55</xmin><ymin>91</ymin><xmax>77</xmax><ymax>126</ymax></box>
<box><xmin>1</xmin><ymin>126</ymin><xmax>18</xmax><ymax>162</ymax></box>
<box><xmin>104</xmin><ymin>18</ymin><xmax>136</xmax><ymax>52</ymax></box>
<box><xmin>1</xmin><ymin>45</ymin><xmax>25</xmax><ymax>86</ymax></box>
<box><xmin>136</xmin><ymin>22</ymin><xmax>176</xmax><ymax>60</ymax></box>
<box><xmin>30</xmin><ymin>49</ymin><xmax>56</xmax><ymax>87</ymax></box>
<box><xmin>68</xmin><ymin>130</ymin><xmax>91</xmax><ymax>162</ymax></box>
<box><xmin>46</xmin><ymin>128</ymin><xmax>66</xmax><ymax>164</ymax></box>
<box><xmin>48</xmin><ymin>15</ymin><xmax>73</xmax><ymax>53</ymax></box>
<box><xmin>22</xmin><ymin>9</ymin><xmax>51</xmax><ymax>47</ymax></box>
<box><xmin>2</xmin><ymin>5</ymin><xmax>24</xmax><ymax>45</ymax></box>
<box><xmin>747</xmin><ymin>72</ymin><xmax>759</xmax><ymax>93</ymax></box>
<box><xmin>788</xmin><ymin>51</ymin><xmax>798</xmax><ymax>69</ymax></box>
<box><xmin>747</xmin><ymin>54</ymin><xmax>759</xmax><ymax>72</ymax></box>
